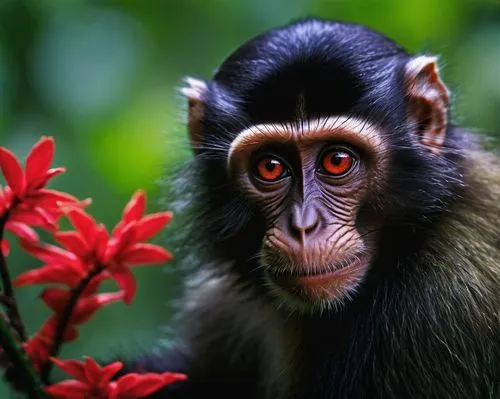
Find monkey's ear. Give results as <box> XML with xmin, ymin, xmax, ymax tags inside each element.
<box><xmin>404</xmin><ymin>56</ymin><xmax>450</xmax><ymax>155</ymax></box>
<box><xmin>180</xmin><ymin>77</ymin><xmax>207</xmax><ymax>150</ymax></box>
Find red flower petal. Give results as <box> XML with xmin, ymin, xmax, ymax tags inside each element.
<box><xmin>36</xmin><ymin>315</ymin><xmax>59</xmax><ymax>337</ymax></box>
<box><xmin>83</xmin><ymin>356</ymin><xmax>103</xmax><ymax>387</ymax></box>
<box><xmin>33</xmin><ymin>206</ymin><xmax>59</xmax><ymax>230</ymax></box>
<box><xmin>100</xmin><ymin>361</ymin><xmax>123</xmax><ymax>384</ymax></box>
<box><xmin>25</xmin><ymin>136</ymin><xmax>54</xmax><ymax>189</ymax></box>
<box><xmin>24</xmin><ymin>316</ymin><xmax>64</xmax><ymax>370</ymax></box>
<box><xmin>50</xmin><ymin>357</ymin><xmax>87</xmax><ymax>382</ymax></box>
<box><xmin>54</xmin><ymin>231</ymin><xmax>90</xmax><ymax>259</ymax></box>
<box><xmin>63</xmin><ymin>325</ymin><xmax>79</xmax><ymax>342</ymax></box>
<box><xmin>40</xmin><ymin>287</ymin><xmax>70</xmax><ymax>313</ymax></box>
<box><xmin>82</xmin><ymin>273</ymin><xmax>109</xmax><ymax>297</ymax></box>
<box><xmin>115</xmin><ymin>372</ymin><xmax>187</xmax><ymax>397</ymax></box>
<box><xmin>5</xmin><ymin>221</ymin><xmax>39</xmax><ymax>242</ymax></box>
<box><xmin>30</xmin><ymin>315</ymin><xmax>78</xmax><ymax>345</ymax></box>
<box><xmin>67</xmin><ymin>208</ymin><xmax>98</xmax><ymax>248</ymax></box>
<box><xmin>72</xmin><ymin>291</ymin><xmax>123</xmax><ymax>325</ymax></box>
<box><xmin>26</xmin><ymin>189</ymin><xmax>78</xmax><ymax>208</ymax></box>
<box><xmin>10</xmin><ymin>208</ymin><xmax>53</xmax><ymax>229</ymax></box>
<box><xmin>0</xmin><ymin>147</ymin><xmax>26</xmax><ymax>196</ymax></box>
<box><xmin>134</xmin><ymin>212</ymin><xmax>173</xmax><ymax>242</ymax></box>
<box><xmin>33</xmin><ymin>315</ymin><xmax>77</xmax><ymax>344</ymax></box>
<box><xmin>44</xmin><ymin>380</ymin><xmax>91</xmax><ymax>398</ymax></box>
<box><xmin>30</xmin><ymin>167</ymin><xmax>65</xmax><ymax>189</ymax></box>
<box><xmin>121</xmin><ymin>243</ymin><xmax>173</xmax><ymax>265</ymax></box>
<box><xmin>20</xmin><ymin>240</ymin><xmax>83</xmax><ymax>270</ymax></box>
<box><xmin>24</xmin><ymin>339</ymin><xmax>51</xmax><ymax>372</ymax></box>
<box><xmin>95</xmin><ymin>224</ymin><xmax>110</xmax><ymax>262</ymax></box>
<box><xmin>13</xmin><ymin>264</ymin><xmax>83</xmax><ymax>287</ymax></box>
<box><xmin>109</xmin><ymin>267</ymin><xmax>136</xmax><ymax>305</ymax></box>
<box><xmin>106</xmin><ymin>222</ymin><xmax>137</xmax><ymax>263</ymax></box>
<box><xmin>122</xmin><ymin>190</ymin><xmax>146</xmax><ymax>224</ymax></box>
<box><xmin>1</xmin><ymin>239</ymin><xmax>10</xmax><ymax>256</ymax></box>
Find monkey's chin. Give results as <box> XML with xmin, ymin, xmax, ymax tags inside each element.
<box><xmin>265</xmin><ymin>254</ymin><xmax>370</xmax><ymax>312</ymax></box>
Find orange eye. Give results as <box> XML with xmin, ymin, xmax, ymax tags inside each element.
<box><xmin>321</xmin><ymin>150</ymin><xmax>355</xmax><ymax>176</ymax></box>
<box><xmin>255</xmin><ymin>157</ymin><xmax>286</xmax><ymax>182</ymax></box>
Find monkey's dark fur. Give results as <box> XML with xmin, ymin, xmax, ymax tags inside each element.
<box><xmin>121</xmin><ymin>18</ymin><xmax>500</xmax><ymax>398</ymax></box>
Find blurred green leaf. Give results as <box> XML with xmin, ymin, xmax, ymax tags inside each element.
<box><xmin>86</xmin><ymin>90</ymin><xmax>190</xmax><ymax>195</ymax></box>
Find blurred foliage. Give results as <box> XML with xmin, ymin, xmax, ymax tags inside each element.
<box><xmin>0</xmin><ymin>0</ymin><xmax>499</xmax><ymax>394</ymax></box>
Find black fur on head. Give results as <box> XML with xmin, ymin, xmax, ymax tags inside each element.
<box><xmin>189</xmin><ymin>18</ymin><xmax>466</xmax><ymax>276</ymax></box>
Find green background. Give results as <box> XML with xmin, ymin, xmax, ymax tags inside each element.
<box><xmin>0</xmin><ymin>0</ymin><xmax>499</xmax><ymax>394</ymax></box>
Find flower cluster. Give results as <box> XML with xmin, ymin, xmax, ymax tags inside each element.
<box><xmin>0</xmin><ymin>137</ymin><xmax>83</xmax><ymax>255</ymax></box>
<box><xmin>46</xmin><ymin>357</ymin><xmax>187</xmax><ymax>399</ymax></box>
<box><xmin>22</xmin><ymin>274</ymin><xmax>124</xmax><ymax>372</ymax></box>
<box><xmin>14</xmin><ymin>190</ymin><xmax>173</xmax><ymax>303</ymax></box>
<box><xmin>0</xmin><ymin>137</ymin><xmax>185</xmax><ymax>398</ymax></box>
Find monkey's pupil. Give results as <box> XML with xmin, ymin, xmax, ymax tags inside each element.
<box><xmin>332</xmin><ymin>153</ymin><xmax>346</xmax><ymax>165</ymax></box>
<box><xmin>266</xmin><ymin>160</ymin><xmax>278</xmax><ymax>171</ymax></box>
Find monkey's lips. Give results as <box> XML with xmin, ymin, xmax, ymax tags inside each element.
<box><xmin>267</xmin><ymin>254</ymin><xmax>370</xmax><ymax>302</ymax></box>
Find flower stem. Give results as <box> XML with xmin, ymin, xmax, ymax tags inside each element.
<box><xmin>40</xmin><ymin>266</ymin><xmax>103</xmax><ymax>384</ymax></box>
<box><xmin>0</xmin><ymin>212</ymin><xmax>27</xmax><ymax>342</ymax></box>
<box><xmin>0</xmin><ymin>209</ymin><xmax>43</xmax><ymax>396</ymax></box>
<box><xmin>0</xmin><ymin>316</ymin><xmax>47</xmax><ymax>398</ymax></box>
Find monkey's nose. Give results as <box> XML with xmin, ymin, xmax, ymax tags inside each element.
<box><xmin>289</xmin><ymin>204</ymin><xmax>321</xmax><ymax>240</ymax></box>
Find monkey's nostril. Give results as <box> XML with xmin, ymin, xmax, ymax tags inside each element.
<box><xmin>289</xmin><ymin>204</ymin><xmax>321</xmax><ymax>239</ymax></box>
<box><xmin>304</xmin><ymin>216</ymin><xmax>320</xmax><ymax>234</ymax></box>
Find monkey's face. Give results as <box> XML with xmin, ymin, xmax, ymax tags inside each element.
<box><xmin>228</xmin><ymin>117</ymin><xmax>388</xmax><ymax>310</ymax></box>
<box><xmin>184</xmin><ymin>47</ymin><xmax>451</xmax><ymax>312</ymax></box>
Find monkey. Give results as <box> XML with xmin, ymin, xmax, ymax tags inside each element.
<box><xmin>118</xmin><ymin>18</ymin><xmax>500</xmax><ymax>399</ymax></box>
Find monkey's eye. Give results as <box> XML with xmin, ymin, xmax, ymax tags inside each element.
<box><xmin>254</xmin><ymin>156</ymin><xmax>287</xmax><ymax>182</ymax></box>
<box><xmin>319</xmin><ymin>149</ymin><xmax>356</xmax><ymax>177</ymax></box>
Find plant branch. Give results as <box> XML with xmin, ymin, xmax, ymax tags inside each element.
<box><xmin>0</xmin><ymin>316</ymin><xmax>46</xmax><ymax>398</ymax></box>
<box><xmin>0</xmin><ymin>211</ymin><xmax>27</xmax><ymax>342</ymax></box>
<box><xmin>40</xmin><ymin>265</ymin><xmax>103</xmax><ymax>384</ymax></box>
<box><xmin>0</xmin><ymin>204</ymin><xmax>43</xmax><ymax>397</ymax></box>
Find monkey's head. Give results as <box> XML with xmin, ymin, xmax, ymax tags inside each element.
<box><xmin>180</xmin><ymin>19</ymin><xmax>462</xmax><ymax>312</ymax></box>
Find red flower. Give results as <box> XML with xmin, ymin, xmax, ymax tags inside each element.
<box><xmin>23</xmin><ymin>276</ymin><xmax>123</xmax><ymax>371</ymax></box>
<box><xmin>23</xmin><ymin>316</ymin><xmax>75</xmax><ymax>372</ymax></box>
<box><xmin>41</xmin><ymin>287</ymin><xmax>123</xmax><ymax>327</ymax></box>
<box><xmin>14</xmin><ymin>190</ymin><xmax>173</xmax><ymax>304</ymax></box>
<box><xmin>0</xmin><ymin>136</ymin><xmax>84</xmax><ymax>251</ymax></box>
<box><xmin>45</xmin><ymin>356</ymin><xmax>187</xmax><ymax>399</ymax></box>
<box><xmin>0</xmin><ymin>136</ymin><xmax>181</xmax><ymax>396</ymax></box>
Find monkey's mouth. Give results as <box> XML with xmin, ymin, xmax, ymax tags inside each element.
<box><xmin>266</xmin><ymin>253</ymin><xmax>370</xmax><ymax>302</ymax></box>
